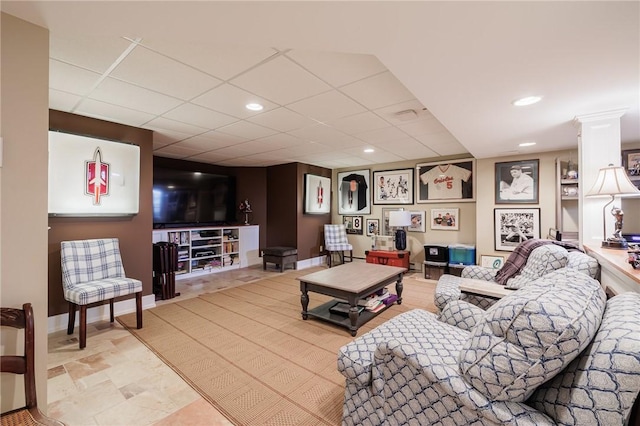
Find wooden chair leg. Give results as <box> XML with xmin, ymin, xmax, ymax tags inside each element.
<box><xmin>67</xmin><ymin>302</ymin><xmax>76</xmax><ymax>335</ymax></box>
<box><xmin>136</xmin><ymin>292</ymin><xmax>143</xmax><ymax>329</ymax></box>
<box><xmin>109</xmin><ymin>299</ymin><xmax>115</xmax><ymax>323</ymax></box>
<box><xmin>79</xmin><ymin>305</ymin><xmax>87</xmax><ymax>349</ymax></box>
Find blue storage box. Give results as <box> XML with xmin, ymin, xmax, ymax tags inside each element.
<box><xmin>448</xmin><ymin>244</ymin><xmax>476</xmax><ymax>266</ymax></box>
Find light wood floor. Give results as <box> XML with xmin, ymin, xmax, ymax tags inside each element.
<box><xmin>46</xmin><ymin>261</ymin><xmax>435</xmax><ymax>425</ymax></box>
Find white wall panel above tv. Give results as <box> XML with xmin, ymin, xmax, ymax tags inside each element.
<box><xmin>48</xmin><ymin>131</ymin><xmax>140</xmax><ymax>216</ymax></box>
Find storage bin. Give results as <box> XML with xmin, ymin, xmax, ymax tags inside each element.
<box><xmin>448</xmin><ymin>244</ymin><xmax>476</xmax><ymax>266</ymax></box>
<box><xmin>424</xmin><ymin>244</ymin><xmax>449</xmax><ymax>263</ymax></box>
<box><xmin>448</xmin><ymin>264</ymin><xmax>465</xmax><ymax>277</ymax></box>
<box><xmin>423</xmin><ymin>261</ymin><xmax>447</xmax><ymax>280</ymax></box>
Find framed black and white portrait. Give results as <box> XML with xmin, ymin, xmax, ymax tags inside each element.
<box><xmin>337</xmin><ymin>169</ymin><xmax>371</xmax><ymax>215</ymax></box>
<box><xmin>495</xmin><ymin>160</ymin><xmax>539</xmax><ymax>204</ymax></box>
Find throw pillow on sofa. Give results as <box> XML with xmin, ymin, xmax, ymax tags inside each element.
<box><xmin>458</xmin><ymin>269</ymin><xmax>606</xmax><ymax>402</ymax></box>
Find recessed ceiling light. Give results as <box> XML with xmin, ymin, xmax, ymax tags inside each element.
<box><xmin>519</xmin><ymin>142</ymin><xmax>537</xmax><ymax>147</ymax></box>
<box><xmin>245</xmin><ymin>103</ymin><xmax>263</xmax><ymax>111</ymax></box>
<box><xmin>512</xmin><ymin>96</ymin><xmax>542</xmax><ymax>106</ymax></box>
<box><xmin>364</xmin><ymin>148</ymin><xmax>375</xmax><ymax>153</ymax></box>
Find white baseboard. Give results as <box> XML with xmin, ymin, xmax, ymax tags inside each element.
<box><xmin>48</xmin><ymin>294</ymin><xmax>157</xmax><ymax>333</ymax></box>
<box><xmin>296</xmin><ymin>256</ymin><xmax>326</xmax><ymax>270</ymax></box>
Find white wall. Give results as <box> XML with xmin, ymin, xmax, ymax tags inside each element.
<box><xmin>0</xmin><ymin>13</ymin><xmax>50</xmax><ymax>412</ymax></box>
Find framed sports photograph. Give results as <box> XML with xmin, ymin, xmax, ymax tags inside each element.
<box><xmin>337</xmin><ymin>169</ymin><xmax>371</xmax><ymax>215</ymax></box>
<box><xmin>372</xmin><ymin>168</ymin><xmax>414</xmax><ymax>205</ymax></box>
<box><xmin>303</xmin><ymin>174</ymin><xmax>330</xmax><ymax>214</ymax></box>
<box><xmin>416</xmin><ymin>158</ymin><xmax>475</xmax><ymax>203</ymax></box>
<box><xmin>495</xmin><ymin>159</ymin><xmax>539</xmax><ymax>204</ymax></box>
<box><xmin>494</xmin><ymin>208</ymin><xmax>541</xmax><ymax>251</ymax></box>
<box><xmin>408</xmin><ymin>211</ymin><xmax>425</xmax><ymax>233</ymax></box>
<box><xmin>366</xmin><ymin>218</ymin><xmax>380</xmax><ymax>236</ymax></box>
<box><xmin>622</xmin><ymin>149</ymin><xmax>640</xmax><ymax>187</ymax></box>
<box><xmin>430</xmin><ymin>208</ymin><xmax>459</xmax><ymax>231</ymax></box>
<box><xmin>343</xmin><ymin>215</ymin><xmax>364</xmax><ymax>235</ymax></box>
<box><xmin>480</xmin><ymin>255</ymin><xmax>505</xmax><ymax>269</ymax></box>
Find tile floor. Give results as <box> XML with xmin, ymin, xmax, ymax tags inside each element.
<box><xmin>46</xmin><ymin>264</ymin><xmax>280</xmax><ymax>426</ymax></box>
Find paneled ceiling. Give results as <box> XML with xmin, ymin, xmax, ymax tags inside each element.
<box><xmin>2</xmin><ymin>1</ymin><xmax>638</xmax><ymax>169</ymax></box>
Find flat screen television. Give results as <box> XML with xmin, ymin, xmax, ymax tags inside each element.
<box><xmin>152</xmin><ymin>167</ymin><xmax>236</xmax><ymax>228</ymax></box>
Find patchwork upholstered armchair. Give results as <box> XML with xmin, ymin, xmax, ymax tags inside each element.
<box><xmin>435</xmin><ymin>241</ymin><xmax>598</xmax><ymax>313</ymax></box>
<box><xmin>338</xmin><ymin>269</ymin><xmax>640</xmax><ymax>425</ymax></box>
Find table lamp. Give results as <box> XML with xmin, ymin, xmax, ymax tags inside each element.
<box><xmin>388</xmin><ymin>210</ymin><xmax>412</xmax><ymax>251</ymax></box>
<box><xmin>585</xmin><ymin>164</ymin><xmax>640</xmax><ymax>249</ymax></box>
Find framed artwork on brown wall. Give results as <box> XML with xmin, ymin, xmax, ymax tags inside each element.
<box><xmin>303</xmin><ymin>174</ymin><xmax>330</xmax><ymax>214</ymax></box>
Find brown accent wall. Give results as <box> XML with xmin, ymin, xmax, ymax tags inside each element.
<box><xmin>296</xmin><ymin>164</ymin><xmax>332</xmax><ymax>259</ymax></box>
<box><xmin>48</xmin><ymin>110</ymin><xmax>154</xmax><ymax>316</ymax></box>
<box><xmin>267</xmin><ymin>163</ymin><xmax>299</xmax><ymax>248</ymax></box>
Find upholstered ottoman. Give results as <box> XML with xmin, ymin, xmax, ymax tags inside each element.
<box><xmin>262</xmin><ymin>246</ymin><xmax>297</xmax><ymax>272</ymax></box>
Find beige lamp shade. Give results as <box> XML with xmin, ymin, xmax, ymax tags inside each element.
<box><xmin>388</xmin><ymin>210</ymin><xmax>412</xmax><ymax>227</ymax></box>
<box><xmin>586</xmin><ymin>164</ymin><xmax>640</xmax><ymax>197</ymax></box>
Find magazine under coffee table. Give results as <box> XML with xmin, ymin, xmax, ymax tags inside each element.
<box><xmin>297</xmin><ymin>262</ymin><xmax>405</xmax><ymax>336</ymax></box>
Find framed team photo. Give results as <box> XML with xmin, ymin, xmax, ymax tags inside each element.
<box><xmin>416</xmin><ymin>159</ymin><xmax>475</xmax><ymax>203</ymax></box>
<box><xmin>372</xmin><ymin>168</ymin><xmax>414</xmax><ymax>205</ymax></box>
<box><xmin>430</xmin><ymin>208</ymin><xmax>459</xmax><ymax>231</ymax></box>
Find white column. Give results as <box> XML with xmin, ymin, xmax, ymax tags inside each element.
<box><xmin>575</xmin><ymin>109</ymin><xmax>626</xmax><ymax>247</ymax></box>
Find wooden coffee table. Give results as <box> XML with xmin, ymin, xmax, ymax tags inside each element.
<box><xmin>297</xmin><ymin>262</ymin><xmax>405</xmax><ymax>336</ymax></box>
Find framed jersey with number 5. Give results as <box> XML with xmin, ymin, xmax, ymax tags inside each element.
<box><xmin>416</xmin><ymin>158</ymin><xmax>475</xmax><ymax>203</ymax></box>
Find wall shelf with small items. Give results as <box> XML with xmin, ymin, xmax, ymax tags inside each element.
<box><xmin>152</xmin><ymin>225</ymin><xmax>260</xmax><ymax>278</ymax></box>
<box><xmin>556</xmin><ymin>157</ymin><xmax>579</xmax><ymax>242</ymax></box>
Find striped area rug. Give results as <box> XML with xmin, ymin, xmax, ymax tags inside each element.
<box><xmin>118</xmin><ymin>267</ymin><xmax>437</xmax><ymax>425</ymax></box>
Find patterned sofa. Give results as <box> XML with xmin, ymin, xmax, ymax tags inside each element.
<box><xmin>337</xmin><ymin>269</ymin><xmax>640</xmax><ymax>425</ymax></box>
<box><xmin>435</xmin><ymin>243</ymin><xmax>599</xmax><ymax>312</ymax></box>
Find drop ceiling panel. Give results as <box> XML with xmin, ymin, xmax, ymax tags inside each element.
<box><xmin>246</xmin><ymin>107</ymin><xmax>317</xmax><ymax>132</ymax></box>
<box><xmin>154</xmin><ymin>144</ymin><xmax>204</xmax><ymax>158</ymax></box>
<box><xmin>355</xmin><ymin>126</ymin><xmax>411</xmax><ymax>144</ymax></box>
<box><xmin>196</xmin><ymin>130</ymin><xmax>248</xmax><ymax>147</ymax></box>
<box><xmin>287</xmin><ymin>90</ymin><xmax>366</xmax><ymax>123</ymax></box>
<box><xmin>216</xmin><ymin>121</ymin><xmax>279</xmax><ymax>140</ymax></box>
<box><xmin>140</xmin><ymin>40</ymin><xmax>278</xmax><ymax>80</ymax></box>
<box><xmin>327</xmin><ymin>111</ymin><xmax>390</xmax><ymax>135</ymax></box>
<box><xmin>49</xmin><ymin>60</ymin><xmax>101</xmax><ymax>96</ymax></box>
<box><xmin>192</xmin><ymin>84</ymin><xmax>278</xmax><ymax>119</ymax></box>
<box><xmin>109</xmin><ymin>46</ymin><xmax>223</xmax><ymax>100</ymax></box>
<box><xmin>206</xmin><ymin>144</ymin><xmax>255</xmax><ymax>157</ymax></box>
<box><xmin>144</xmin><ymin>116</ymin><xmax>208</xmax><ymax>136</ymax></box>
<box><xmin>280</xmin><ymin>142</ymin><xmax>330</xmax><ymax>157</ymax></box>
<box><xmin>49</xmin><ymin>89</ymin><xmax>81</xmax><ymax>112</ymax></box>
<box><xmin>341</xmin><ymin>71</ymin><xmax>415</xmax><ymax>110</ymax></box>
<box><xmin>163</xmin><ymin>103</ymin><xmax>238</xmax><ymax>129</ymax></box>
<box><xmin>231</xmin><ymin>55</ymin><xmax>332</xmax><ymax>105</ymax></box>
<box><xmin>50</xmin><ymin>35</ymin><xmax>132</xmax><ymax>74</ymax></box>
<box><xmin>90</xmin><ymin>78</ymin><xmax>183</xmax><ymax>116</ymax></box>
<box><xmin>189</xmin><ymin>151</ymin><xmax>237</xmax><ymax>163</ymax></box>
<box><xmin>287</xmin><ymin>50</ymin><xmax>387</xmax><ymax>87</ymax></box>
<box><xmin>374</xmin><ymin>100</ymin><xmax>433</xmax><ymax>125</ymax></box>
<box><xmin>75</xmin><ymin>98</ymin><xmax>156</xmax><ymax>127</ymax></box>
<box><xmin>398</xmin><ymin>116</ymin><xmax>449</xmax><ymax>137</ymax></box>
<box><xmin>241</xmin><ymin>133</ymin><xmax>305</xmax><ymax>151</ymax></box>
<box><xmin>154</xmin><ymin>130</ymin><xmax>189</xmax><ymax>149</ymax></box>
<box><xmin>374</xmin><ymin>138</ymin><xmax>439</xmax><ymax>159</ymax></box>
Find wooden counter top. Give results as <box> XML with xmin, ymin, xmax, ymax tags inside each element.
<box><xmin>583</xmin><ymin>243</ymin><xmax>640</xmax><ymax>294</ymax></box>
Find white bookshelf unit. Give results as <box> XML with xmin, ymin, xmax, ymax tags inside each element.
<box><xmin>153</xmin><ymin>225</ymin><xmax>260</xmax><ymax>278</ymax></box>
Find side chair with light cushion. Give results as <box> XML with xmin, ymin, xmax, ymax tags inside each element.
<box><xmin>434</xmin><ymin>240</ymin><xmax>598</xmax><ymax>312</ymax></box>
<box><xmin>1</xmin><ymin>303</ymin><xmax>66</xmax><ymax>426</ymax></box>
<box><xmin>338</xmin><ymin>269</ymin><xmax>640</xmax><ymax>425</ymax></box>
<box><xmin>323</xmin><ymin>224</ymin><xmax>353</xmax><ymax>268</ymax></box>
<box><xmin>60</xmin><ymin>238</ymin><xmax>142</xmax><ymax>349</ymax></box>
